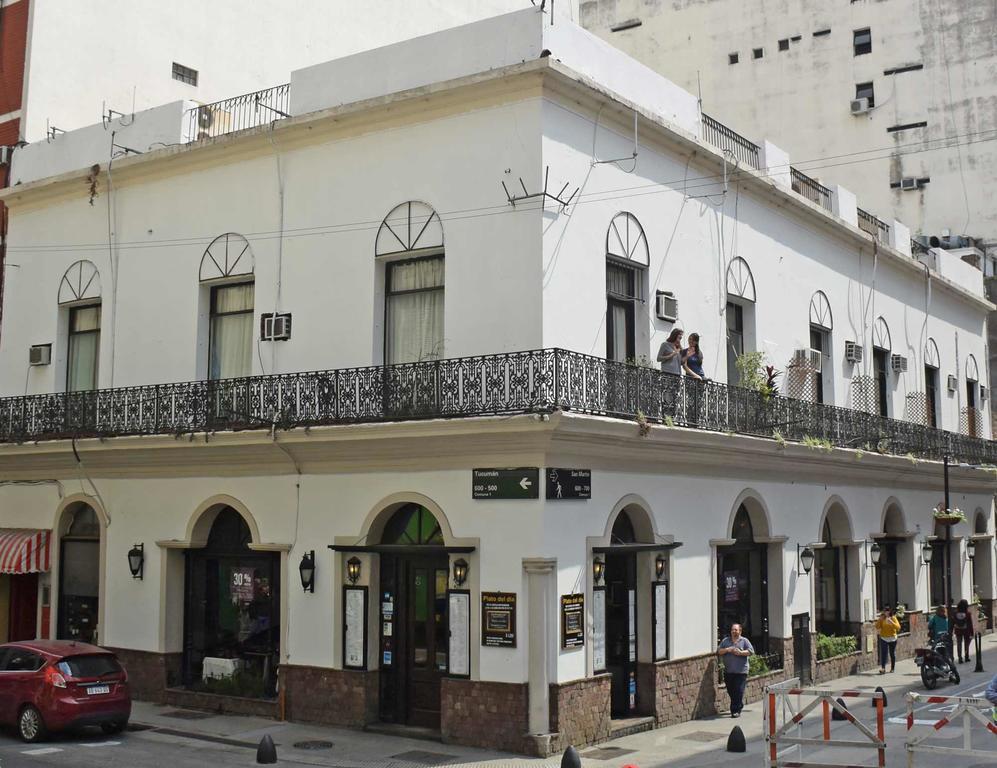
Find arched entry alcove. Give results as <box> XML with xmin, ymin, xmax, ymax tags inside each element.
<box><xmin>54</xmin><ymin>497</ymin><xmax>106</xmax><ymax>644</ymax></box>
<box><xmin>971</xmin><ymin>509</ymin><xmax>994</xmax><ymax>623</ymax></box>
<box><xmin>180</xmin><ymin>504</ymin><xmax>280</xmax><ymax>699</ymax></box>
<box><xmin>872</xmin><ymin>500</ymin><xmax>915</xmax><ymax>613</ymax></box>
<box><xmin>591</xmin><ymin>498</ymin><xmax>677</xmax><ymax>721</ymax></box>
<box><xmin>814</xmin><ymin>500</ymin><xmax>858</xmax><ymax>637</ymax></box>
<box><xmin>929</xmin><ymin>516</ymin><xmax>964</xmax><ymax>609</ymax></box>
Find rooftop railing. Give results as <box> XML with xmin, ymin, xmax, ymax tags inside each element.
<box><xmin>857</xmin><ymin>207</ymin><xmax>891</xmax><ymax>244</ymax></box>
<box><xmin>790</xmin><ymin>167</ymin><xmax>832</xmax><ymax>211</ymax></box>
<box><xmin>184</xmin><ymin>84</ymin><xmax>291</xmax><ymax>142</ymax></box>
<box><xmin>701</xmin><ymin>113</ymin><xmax>761</xmax><ymax>170</ymax></box>
<box><xmin>1</xmin><ymin>350</ymin><xmax>994</xmax><ymax>464</ymax></box>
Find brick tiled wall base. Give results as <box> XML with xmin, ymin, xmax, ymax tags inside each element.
<box><xmin>440</xmin><ymin>678</ymin><xmax>530</xmax><ymax>754</ymax></box>
<box><xmin>641</xmin><ymin>653</ymin><xmax>717</xmax><ymax>725</ymax></box>
<box><xmin>549</xmin><ymin>675</ymin><xmax>611</xmax><ymax>752</ymax></box>
<box><xmin>282</xmin><ymin>665</ymin><xmax>377</xmax><ymax>728</ymax></box>
<box><xmin>164</xmin><ymin>687</ymin><xmax>279</xmax><ymax>718</ymax></box>
<box><xmin>105</xmin><ymin>647</ymin><xmax>180</xmax><ymax>703</ymax></box>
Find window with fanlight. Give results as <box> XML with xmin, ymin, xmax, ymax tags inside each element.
<box><xmin>605</xmin><ymin>212</ymin><xmax>649</xmax><ymax>363</ymax></box>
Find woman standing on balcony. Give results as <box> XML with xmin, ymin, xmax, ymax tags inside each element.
<box><xmin>875</xmin><ymin>607</ymin><xmax>901</xmax><ymax>674</ymax></box>
<box><xmin>683</xmin><ymin>333</ymin><xmax>706</xmax><ymax>380</ymax></box>
<box><xmin>657</xmin><ymin>329</ymin><xmax>684</xmax><ymax>375</ymax></box>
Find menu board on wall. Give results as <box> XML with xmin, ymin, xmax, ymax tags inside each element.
<box><xmin>448</xmin><ymin>590</ymin><xmax>470</xmax><ymax>677</ymax></box>
<box><xmin>343</xmin><ymin>586</ymin><xmax>368</xmax><ymax>670</ymax></box>
<box><xmin>561</xmin><ymin>593</ymin><xmax>585</xmax><ymax>649</ymax></box>
<box><xmin>653</xmin><ymin>581</ymin><xmax>669</xmax><ymax>661</ymax></box>
<box><xmin>592</xmin><ymin>587</ymin><xmax>606</xmax><ymax>672</ymax></box>
<box><xmin>481</xmin><ymin>592</ymin><xmax>517</xmax><ymax>647</ymax></box>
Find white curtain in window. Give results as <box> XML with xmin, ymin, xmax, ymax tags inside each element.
<box><xmin>609</xmin><ymin>303</ymin><xmax>628</xmax><ymax>362</ymax></box>
<box><xmin>68</xmin><ymin>332</ymin><xmax>99</xmax><ymax>391</ymax></box>
<box><xmin>210</xmin><ymin>283</ymin><xmax>254</xmax><ymax>379</ymax></box>
<box><xmin>387</xmin><ymin>258</ymin><xmax>444</xmax><ymax>364</ymax></box>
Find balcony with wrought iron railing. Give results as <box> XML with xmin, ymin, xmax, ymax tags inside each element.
<box><xmin>790</xmin><ymin>167</ymin><xmax>832</xmax><ymax>211</ymax></box>
<box><xmin>857</xmin><ymin>207</ymin><xmax>891</xmax><ymax>244</ymax></box>
<box><xmin>701</xmin><ymin>113</ymin><xmax>761</xmax><ymax>170</ymax></box>
<box><xmin>185</xmin><ymin>84</ymin><xmax>291</xmax><ymax>142</ymax></box>
<box><xmin>1</xmin><ymin>350</ymin><xmax>994</xmax><ymax>464</ymax></box>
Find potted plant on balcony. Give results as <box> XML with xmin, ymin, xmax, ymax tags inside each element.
<box><xmin>932</xmin><ymin>506</ymin><xmax>966</xmax><ymax>526</ymax></box>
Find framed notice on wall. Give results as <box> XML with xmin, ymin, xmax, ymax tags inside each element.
<box><xmin>481</xmin><ymin>592</ymin><xmax>517</xmax><ymax>647</ymax></box>
<box><xmin>653</xmin><ymin>581</ymin><xmax>669</xmax><ymax>662</ymax></box>
<box><xmin>561</xmin><ymin>593</ymin><xmax>585</xmax><ymax>649</ymax></box>
<box><xmin>448</xmin><ymin>590</ymin><xmax>470</xmax><ymax>677</ymax></box>
<box><xmin>343</xmin><ymin>586</ymin><xmax>368</xmax><ymax>670</ymax></box>
<box><xmin>592</xmin><ymin>586</ymin><xmax>606</xmax><ymax>672</ymax></box>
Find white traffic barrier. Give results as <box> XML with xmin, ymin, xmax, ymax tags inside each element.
<box><xmin>904</xmin><ymin>692</ymin><xmax>996</xmax><ymax>767</ymax></box>
<box><xmin>764</xmin><ymin>679</ymin><xmax>886</xmax><ymax>768</ymax></box>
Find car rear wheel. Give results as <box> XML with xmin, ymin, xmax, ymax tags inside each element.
<box><xmin>101</xmin><ymin>720</ymin><xmax>127</xmax><ymax>735</ymax></box>
<box><xmin>18</xmin><ymin>705</ymin><xmax>47</xmax><ymax>743</ymax></box>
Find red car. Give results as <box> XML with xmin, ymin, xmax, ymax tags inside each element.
<box><xmin>0</xmin><ymin>640</ymin><xmax>131</xmax><ymax>742</ymax></box>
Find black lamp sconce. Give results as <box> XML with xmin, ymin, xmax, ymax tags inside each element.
<box><xmin>655</xmin><ymin>553</ymin><xmax>667</xmax><ymax>580</ymax></box>
<box><xmin>127</xmin><ymin>543</ymin><xmax>144</xmax><ymax>580</ymax></box>
<box><xmin>797</xmin><ymin>543</ymin><xmax>815</xmax><ymax>575</ymax></box>
<box><xmin>866</xmin><ymin>540</ymin><xmax>881</xmax><ymax>569</ymax></box>
<box><xmin>452</xmin><ymin>558</ymin><xmax>469</xmax><ymax>587</ymax></box>
<box><xmin>593</xmin><ymin>557</ymin><xmax>605</xmax><ymax>585</ymax></box>
<box><xmin>299</xmin><ymin>550</ymin><xmax>316</xmax><ymax>593</ymax></box>
<box><xmin>921</xmin><ymin>538</ymin><xmax>934</xmax><ymax>566</ymax></box>
<box><xmin>346</xmin><ymin>556</ymin><xmax>362</xmax><ymax>585</ymax></box>
<box><xmin>967</xmin><ymin>539</ymin><xmax>976</xmax><ymax>561</ymax></box>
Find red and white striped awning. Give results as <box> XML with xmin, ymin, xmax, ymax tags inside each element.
<box><xmin>0</xmin><ymin>529</ymin><xmax>51</xmax><ymax>574</ymax></box>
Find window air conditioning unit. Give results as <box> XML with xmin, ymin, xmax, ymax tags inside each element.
<box><xmin>900</xmin><ymin>177</ymin><xmax>918</xmax><ymax>191</ymax></box>
<box><xmin>946</xmin><ymin>374</ymin><xmax>958</xmax><ymax>392</ymax></box>
<box><xmin>891</xmin><ymin>353</ymin><xmax>908</xmax><ymax>373</ymax></box>
<box><xmin>28</xmin><ymin>344</ymin><xmax>52</xmax><ymax>366</ymax></box>
<box><xmin>845</xmin><ymin>341</ymin><xmax>863</xmax><ymax>363</ymax></box>
<box><xmin>980</xmin><ymin>385</ymin><xmax>988</xmax><ymax>403</ymax></box>
<box><xmin>655</xmin><ymin>290</ymin><xmax>678</xmax><ymax>322</ymax></box>
<box><xmin>260</xmin><ymin>312</ymin><xmax>292</xmax><ymax>341</ymax></box>
<box><xmin>809</xmin><ymin>348</ymin><xmax>823</xmax><ymax>373</ymax></box>
<box><xmin>850</xmin><ymin>98</ymin><xmax>870</xmax><ymax>115</ymax></box>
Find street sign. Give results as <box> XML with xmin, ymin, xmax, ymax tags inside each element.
<box><xmin>472</xmin><ymin>468</ymin><xmax>539</xmax><ymax>499</ymax></box>
<box><xmin>546</xmin><ymin>468</ymin><xmax>591</xmax><ymax>500</ymax></box>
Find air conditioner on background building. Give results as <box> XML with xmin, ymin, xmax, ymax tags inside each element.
<box><xmin>980</xmin><ymin>385</ymin><xmax>988</xmax><ymax>404</ymax></box>
<box><xmin>196</xmin><ymin>105</ymin><xmax>233</xmax><ymax>139</ymax></box>
<box><xmin>850</xmin><ymin>98</ymin><xmax>870</xmax><ymax>115</ymax></box>
<box><xmin>655</xmin><ymin>290</ymin><xmax>678</xmax><ymax>322</ymax></box>
<box><xmin>900</xmin><ymin>177</ymin><xmax>918</xmax><ymax>191</ymax></box>
<box><xmin>947</xmin><ymin>374</ymin><xmax>958</xmax><ymax>392</ymax></box>
<box><xmin>260</xmin><ymin>312</ymin><xmax>292</xmax><ymax>341</ymax></box>
<box><xmin>891</xmin><ymin>354</ymin><xmax>908</xmax><ymax>373</ymax></box>
<box><xmin>28</xmin><ymin>344</ymin><xmax>51</xmax><ymax>366</ymax></box>
<box><xmin>845</xmin><ymin>341</ymin><xmax>863</xmax><ymax>363</ymax></box>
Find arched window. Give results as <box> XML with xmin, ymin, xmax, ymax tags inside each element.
<box><xmin>204</xmin><ymin>507</ymin><xmax>253</xmax><ymax>553</ymax></box>
<box><xmin>200</xmin><ymin>234</ymin><xmax>255</xmax><ymax>380</ymax></box>
<box><xmin>966</xmin><ymin>354</ymin><xmax>979</xmax><ymax>382</ymax></box>
<box><xmin>605</xmin><ymin>212</ymin><xmax>648</xmax><ymax>363</ymax></box>
<box><xmin>725</xmin><ymin>258</ymin><xmax>756</xmax><ymax>385</ymax></box>
<box><xmin>58</xmin><ymin>260</ymin><xmax>101</xmax><ymax>305</ymax></box>
<box><xmin>873</xmin><ymin>317</ymin><xmax>891</xmax><ymax>351</ymax></box>
<box><xmin>872</xmin><ymin>317</ymin><xmax>891</xmax><ymax>416</ymax></box>
<box><xmin>610</xmin><ymin>510</ymin><xmax>637</xmax><ymax>544</ymax></box>
<box><xmin>59</xmin><ymin>261</ymin><xmax>102</xmax><ymax>392</ymax></box>
<box><xmin>66</xmin><ymin>506</ymin><xmax>100</xmax><ymax>539</ymax></box>
<box><xmin>726</xmin><ymin>257</ymin><xmax>756</xmax><ymax>303</ymax></box>
<box><xmin>924</xmin><ymin>339</ymin><xmax>940</xmax><ymax>368</ymax></box>
<box><xmin>732</xmin><ymin>505</ymin><xmax>754</xmax><ymax>543</ymax></box>
<box><xmin>377</xmin><ymin>202</ymin><xmax>445</xmax><ymax>364</ymax></box>
<box><xmin>809</xmin><ymin>291</ymin><xmax>833</xmax><ymax>331</ymax></box>
<box><xmin>380</xmin><ymin>503</ymin><xmax>444</xmax><ymax>545</ymax></box>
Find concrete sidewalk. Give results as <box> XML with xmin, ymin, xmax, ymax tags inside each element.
<box><xmin>129</xmin><ymin>634</ymin><xmax>997</xmax><ymax>768</ymax></box>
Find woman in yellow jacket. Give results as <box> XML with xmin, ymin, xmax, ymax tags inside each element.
<box><xmin>875</xmin><ymin>607</ymin><xmax>902</xmax><ymax>673</ymax></box>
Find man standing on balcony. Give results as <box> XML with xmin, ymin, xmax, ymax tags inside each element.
<box><xmin>718</xmin><ymin>623</ymin><xmax>754</xmax><ymax>718</ymax></box>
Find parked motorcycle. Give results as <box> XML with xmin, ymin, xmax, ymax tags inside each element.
<box><xmin>915</xmin><ymin>637</ymin><xmax>961</xmax><ymax>689</ymax></box>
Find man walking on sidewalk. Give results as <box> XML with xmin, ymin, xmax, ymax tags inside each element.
<box><xmin>718</xmin><ymin>623</ymin><xmax>754</xmax><ymax>718</ymax></box>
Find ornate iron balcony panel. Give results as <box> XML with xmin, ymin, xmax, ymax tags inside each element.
<box><xmin>0</xmin><ymin>349</ymin><xmax>994</xmax><ymax>464</ymax></box>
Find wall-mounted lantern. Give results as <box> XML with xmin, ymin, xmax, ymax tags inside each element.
<box><xmin>867</xmin><ymin>540</ymin><xmax>881</xmax><ymax>569</ymax></box>
<box><xmin>452</xmin><ymin>558</ymin><xmax>469</xmax><ymax>587</ymax></box>
<box><xmin>921</xmin><ymin>538</ymin><xmax>934</xmax><ymax>565</ymax></box>
<box><xmin>299</xmin><ymin>550</ymin><xmax>316</xmax><ymax>593</ymax></box>
<box><xmin>967</xmin><ymin>539</ymin><xmax>976</xmax><ymax>561</ymax></box>
<box><xmin>127</xmin><ymin>543</ymin><xmax>144</xmax><ymax>580</ymax></box>
<box><xmin>593</xmin><ymin>557</ymin><xmax>605</xmax><ymax>585</ymax></box>
<box><xmin>797</xmin><ymin>544</ymin><xmax>815</xmax><ymax>575</ymax></box>
<box><xmin>655</xmin><ymin>553</ymin><xmax>667</xmax><ymax>580</ymax></box>
<box><xmin>346</xmin><ymin>556</ymin><xmax>362</xmax><ymax>585</ymax></box>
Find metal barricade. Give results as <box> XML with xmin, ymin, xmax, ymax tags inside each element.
<box><xmin>764</xmin><ymin>680</ymin><xmax>886</xmax><ymax>768</ymax></box>
<box><xmin>904</xmin><ymin>692</ymin><xmax>997</xmax><ymax>766</ymax></box>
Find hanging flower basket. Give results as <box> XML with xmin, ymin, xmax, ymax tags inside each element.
<box><xmin>932</xmin><ymin>507</ymin><xmax>966</xmax><ymax>525</ymax></box>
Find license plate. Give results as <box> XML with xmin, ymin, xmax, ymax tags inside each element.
<box><xmin>87</xmin><ymin>685</ymin><xmax>110</xmax><ymax>695</ymax></box>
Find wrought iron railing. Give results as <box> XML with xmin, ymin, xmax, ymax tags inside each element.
<box><xmin>857</xmin><ymin>207</ymin><xmax>891</xmax><ymax>244</ymax></box>
<box><xmin>790</xmin><ymin>167</ymin><xmax>832</xmax><ymax>211</ymax></box>
<box><xmin>185</xmin><ymin>84</ymin><xmax>291</xmax><ymax>142</ymax></box>
<box><xmin>1</xmin><ymin>349</ymin><xmax>995</xmax><ymax>463</ymax></box>
<box><xmin>701</xmin><ymin>113</ymin><xmax>761</xmax><ymax>170</ymax></box>
<box><xmin>911</xmin><ymin>239</ymin><xmax>929</xmax><ymax>257</ymax></box>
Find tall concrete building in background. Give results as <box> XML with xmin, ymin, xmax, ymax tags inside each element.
<box><xmin>581</xmin><ymin>0</ymin><xmax>997</xmax><ymax>425</ymax></box>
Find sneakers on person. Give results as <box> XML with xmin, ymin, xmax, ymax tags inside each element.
<box><xmin>732</xmin><ymin>712</ymin><xmax>741</xmax><ymax>718</ymax></box>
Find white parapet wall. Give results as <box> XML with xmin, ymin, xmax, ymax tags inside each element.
<box><xmin>11</xmin><ymin>101</ymin><xmax>196</xmax><ymax>186</ymax></box>
<box><xmin>916</xmin><ymin>247</ymin><xmax>986</xmax><ymax>297</ymax></box>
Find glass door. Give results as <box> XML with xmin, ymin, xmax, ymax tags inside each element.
<box><xmin>606</xmin><ymin>552</ymin><xmax>637</xmax><ymax>717</ymax></box>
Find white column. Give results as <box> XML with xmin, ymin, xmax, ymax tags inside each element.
<box><xmin>523</xmin><ymin>557</ymin><xmax>556</xmax><ymax>736</ymax></box>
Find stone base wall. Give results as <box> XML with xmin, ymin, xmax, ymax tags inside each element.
<box><xmin>163</xmin><ymin>687</ymin><xmax>279</xmax><ymax>718</ymax></box>
<box><xmin>715</xmin><ymin>637</ymin><xmax>797</xmax><ymax>714</ymax></box>
<box><xmin>282</xmin><ymin>665</ymin><xmax>378</xmax><ymax>728</ymax></box>
<box><xmin>640</xmin><ymin>653</ymin><xmax>716</xmax><ymax>725</ymax></box>
<box><xmin>549</xmin><ymin>675</ymin><xmax>611</xmax><ymax>752</ymax></box>
<box><xmin>105</xmin><ymin>647</ymin><xmax>180</xmax><ymax>703</ymax></box>
<box><xmin>441</xmin><ymin>678</ymin><xmax>530</xmax><ymax>755</ymax></box>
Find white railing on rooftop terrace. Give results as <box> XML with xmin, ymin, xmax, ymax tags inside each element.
<box><xmin>184</xmin><ymin>84</ymin><xmax>291</xmax><ymax>142</ymax></box>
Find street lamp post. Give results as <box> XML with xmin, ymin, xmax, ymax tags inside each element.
<box><xmin>943</xmin><ymin>454</ymin><xmax>952</xmax><ymax>620</ymax></box>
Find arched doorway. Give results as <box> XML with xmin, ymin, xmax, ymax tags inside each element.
<box><xmin>182</xmin><ymin>507</ymin><xmax>280</xmax><ymax>699</ymax></box>
<box><xmin>874</xmin><ymin>503</ymin><xmax>912</xmax><ymax>616</ymax></box>
<box><xmin>815</xmin><ymin>504</ymin><xmax>854</xmax><ymax>637</ymax></box>
<box><xmin>58</xmin><ymin>504</ymin><xmax>101</xmax><ymax>643</ymax></box>
<box><xmin>717</xmin><ymin>504</ymin><xmax>769</xmax><ymax>651</ymax></box>
<box><xmin>971</xmin><ymin>509</ymin><xmax>993</xmax><ymax>628</ymax></box>
<box><xmin>378</xmin><ymin>503</ymin><xmax>450</xmax><ymax>729</ymax></box>
<box><xmin>605</xmin><ymin>510</ymin><xmax>639</xmax><ymax>717</ymax></box>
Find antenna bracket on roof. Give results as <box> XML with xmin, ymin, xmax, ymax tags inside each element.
<box><xmin>502</xmin><ymin>165</ymin><xmax>578</xmax><ymax>210</ymax></box>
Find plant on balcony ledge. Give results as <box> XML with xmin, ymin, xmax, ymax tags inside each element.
<box><xmin>932</xmin><ymin>507</ymin><xmax>966</xmax><ymax>525</ymax></box>
<box><xmin>735</xmin><ymin>351</ymin><xmax>781</xmax><ymax>400</ymax></box>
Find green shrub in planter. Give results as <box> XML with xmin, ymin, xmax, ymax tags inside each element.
<box><xmin>816</xmin><ymin>633</ymin><xmax>858</xmax><ymax>660</ymax></box>
<box><xmin>748</xmin><ymin>654</ymin><xmax>771</xmax><ymax>678</ymax></box>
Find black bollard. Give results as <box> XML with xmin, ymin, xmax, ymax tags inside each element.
<box><xmin>561</xmin><ymin>745</ymin><xmax>581</xmax><ymax>768</ymax></box>
<box><xmin>726</xmin><ymin>725</ymin><xmax>746</xmax><ymax>753</ymax></box>
<box><xmin>974</xmin><ymin>633</ymin><xmax>984</xmax><ymax>673</ymax></box>
<box><xmin>256</xmin><ymin>734</ymin><xmax>277</xmax><ymax>764</ymax></box>
<box><xmin>871</xmin><ymin>686</ymin><xmax>887</xmax><ymax>709</ymax></box>
<box><xmin>831</xmin><ymin>697</ymin><xmax>848</xmax><ymax>721</ymax></box>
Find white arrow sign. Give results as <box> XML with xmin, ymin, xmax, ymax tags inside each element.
<box><xmin>520</xmin><ymin>477</ymin><xmax>533</xmax><ymax>490</ymax></box>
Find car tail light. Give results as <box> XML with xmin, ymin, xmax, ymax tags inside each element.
<box><xmin>44</xmin><ymin>665</ymin><xmax>67</xmax><ymax>689</ymax></box>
